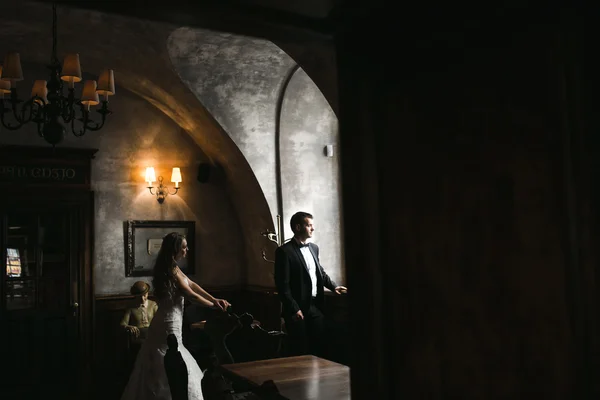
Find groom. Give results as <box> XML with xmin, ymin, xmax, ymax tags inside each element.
<box><xmin>274</xmin><ymin>211</ymin><xmax>347</xmax><ymax>358</ymax></box>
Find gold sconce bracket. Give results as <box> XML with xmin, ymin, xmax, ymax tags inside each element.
<box><xmin>145</xmin><ymin>167</ymin><xmax>181</xmax><ymax>204</ymax></box>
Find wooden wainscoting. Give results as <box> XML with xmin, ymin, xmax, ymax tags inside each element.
<box><xmin>94</xmin><ymin>295</ymin><xmax>137</xmax><ymax>400</ymax></box>
<box><xmin>238</xmin><ymin>285</ymin><xmax>283</xmax><ymax>331</ymax></box>
<box><xmin>240</xmin><ymin>285</ymin><xmax>350</xmax><ymax>331</ymax></box>
<box><xmin>92</xmin><ymin>286</ymin><xmax>348</xmax><ymax>399</ymax></box>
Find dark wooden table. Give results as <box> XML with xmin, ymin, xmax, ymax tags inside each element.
<box><xmin>220</xmin><ymin>355</ymin><xmax>351</xmax><ymax>400</ymax></box>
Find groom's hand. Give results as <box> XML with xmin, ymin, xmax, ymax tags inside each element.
<box><xmin>335</xmin><ymin>286</ymin><xmax>347</xmax><ymax>295</ymax></box>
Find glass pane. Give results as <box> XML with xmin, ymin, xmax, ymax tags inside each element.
<box><xmin>6</xmin><ymin>214</ymin><xmax>37</xmax><ymax>278</ymax></box>
<box><xmin>6</xmin><ymin>279</ymin><xmax>36</xmax><ymax>310</ymax></box>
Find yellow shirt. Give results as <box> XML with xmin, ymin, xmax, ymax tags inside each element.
<box><xmin>120</xmin><ymin>299</ymin><xmax>158</xmax><ymax>330</ymax></box>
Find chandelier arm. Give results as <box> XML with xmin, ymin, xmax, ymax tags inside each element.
<box><xmin>72</xmin><ymin>104</ymin><xmax>101</xmax><ymax>137</ymax></box>
<box><xmin>30</xmin><ymin>96</ymin><xmax>44</xmax><ymax>110</ymax></box>
<box><xmin>77</xmin><ymin>106</ymin><xmax>109</xmax><ymax>133</ymax></box>
<box><xmin>32</xmin><ymin>101</ymin><xmax>47</xmax><ymax>138</ymax></box>
<box><xmin>167</xmin><ymin>187</ymin><xmax>180</xmax><ymax>196</ymax></box>
<box><xmin>84</xmin><ymin>101</ymin><xmax>112</xmax><ymax>132</ymax></box>
<box><xmin>85</xmin><ymin>117</ymin><xmax>104</xmax><ymax>132</ymax></box>
<box><xmin>19</xmin><ymin>98</ymin><xmax>40</xmax><ymax>125</ymax></box>
<box><xmin>63</xmin><ymin>103</ymin><xmax>76</xmax><ymax>123</ymax></box>
<box><xmin>70</xmin><ymin>112</ymin><xmax>87</xmax><ymax>137</ymax></box>
<box><xmin>18</xmin><ymin>100</ymin><xmax>45</xmax><ymax>127</ymax></box>
<box><xmin>32</xmin><ymin>101</ymin><xmax>46</xmax><ymax>125</ymax></box>
<box><xmin>8</xmin><ymin>89</ymin><xmax>30</xmax><ymax>126</ymax></box>
<box><xmin>11</xmin><ymin>101</ymin><xmax>26</xmax><ymax>124</ymax></box>
<box><xmin>0</xmin><ymin>104</ymin><xmax>26</xmax><ymax>130</ymax></box>
<box><xmin>0</xmin><ymin>94</ymin><xmax>33</xmax><ymax>130</ymax></box>
<box><xmin>36</xmin><ymin>119</ymin><xmax>45</xmax><ymax>138</ymax></box>
<box><xmin>60</xmin><ymin>90</ymin><xmax>77</xmax><ymax>122</ymax></box>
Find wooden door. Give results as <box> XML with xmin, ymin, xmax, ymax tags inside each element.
<box><xmin>0</xmin><ymin>195</ymin><xmax>92</xmax><ymax>399</ymax></box>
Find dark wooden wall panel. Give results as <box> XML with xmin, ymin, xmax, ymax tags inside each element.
<box><xmin>242</xmin><ymin>286</ymin><xmax>282</xmax><ymax>331</ymax></box>
<box><xmin>94</xmin><ymin>296</ymin><xmax>135</xmax><ymax>400</ymax></box>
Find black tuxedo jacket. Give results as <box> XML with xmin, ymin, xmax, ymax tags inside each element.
<box><xmin>274</xmin><ymin>239</ymin><xmax>337</xmax><ymax>317</ymax></box>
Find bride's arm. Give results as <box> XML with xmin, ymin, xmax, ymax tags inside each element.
<box><xmin>177</xmin><ymin>267</ymin><xmax>230</xmax><ymax>311</ymax></box>
<box><xmin>173</xmin><ymin>268</ymin><xmax>213</xmax><ymax>307</ymax></box>
<box><xmin>188</xmin><ymin>278</ymin><xmax>216</xmax><ymax>303</ymax></box>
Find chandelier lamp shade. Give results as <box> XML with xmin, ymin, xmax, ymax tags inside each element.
<box><xmin>0</xmin><ymin>3</ymin><xmax>116</xmax><ymax>146</ymax></box>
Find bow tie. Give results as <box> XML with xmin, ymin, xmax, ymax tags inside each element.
<box><xmin>298</xmin><ymin>243</ymin><xmax>310</xmax><ymax>248</ymax></box>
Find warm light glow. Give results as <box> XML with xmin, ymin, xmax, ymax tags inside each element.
<box><xmin>2</xmin><ymin>52</ymin><xmax>24</xmax><ymax>82</ymax></box>
<box><xmin>171</xmin><ymin>167</ymin><xmax>182</xmax><ymax>188</ymax></box>
<box><xmin>146</xmin><ymin>166</ymin><xmax>181</xmax><ymax>204</ymax></box>
<box><xmin>60</xmin><ymin>54</ymin><xmax>82</xmax><ymax>88</ymax></box>
<box><xmin>30</xmin><ymin>80</ymin><xmax>48</xmax><ymax>105</ymax></box>
<box><xmin>145</xmin><ymin>167</ymin><xmax>156</xmax><ymax>185</ymax></box>
<box><xmin>0</xmin><ymin>80</ymin><xmax>9</xmax><ymax>96</ymax></box>
<box><xmin>81</xmin><ymin>80</ymin><xmax>100</xmax><ymax>109</ymax></box>
<box><xmin>0</xmin><ymin>67</ymin><xmax>11</xmax><ymax>96</ymax></box>
<box><xmin>97</xmin><ymin>69</ymin><xmax>115</xmax><ymax>97</ymax></box>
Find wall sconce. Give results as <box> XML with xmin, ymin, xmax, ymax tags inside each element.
<box><xmin>145</xmin><ymin>167</ymin><xmax>182</xmax><ymax>204</ymax></box>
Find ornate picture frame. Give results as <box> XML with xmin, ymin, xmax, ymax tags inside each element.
<box><xmin>124</xmin><ymin>220</ymin><xmax>195</xmax><ymax>277</ymax></box>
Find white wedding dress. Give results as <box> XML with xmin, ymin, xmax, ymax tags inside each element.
<box><xmin>121</xmin><ymin>280</ymin><xmax>204</xmax><ymax>400</ymax></box>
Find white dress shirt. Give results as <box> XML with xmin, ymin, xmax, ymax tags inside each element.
<box><xmin>299</xmin><ymin>245</ymin><xmax>318</xmax><ymax>297</ymax></box>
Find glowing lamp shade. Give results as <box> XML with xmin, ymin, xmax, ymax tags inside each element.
<box><xmin>80</xmin><ymin>80</ymin><xmax>100</xmax><ymax>108</ymax></box>
<box><xmin>96</xmin><ymin>69</ymin><xmax>115</xmax><ymax>96</ymax></box>
<box><xmin>0</xmin><ymin>79</ymin><xmax>10</xmax><ymax>95</ymax></box>
<box><xmin>145</xmin><ymin>167</ymin><xmax>156</xmax><ymax>185</ymax></box>
<box><xmin>60</xmin><ymin>54</ymin><xmax>82</xmax><ymax>85</ymax></box>
<box><xmin>30</xmin><ymin>80</ymin><xmax>48</xmax><ymax>105</ymax></box>
<box><xmin>2</xmin><ymin>53</ymin><xmax>24</xmax><ymax>81</ymax></box>
<box><xmin>0</xmin><ymin>67</ymin><xmax>11</xmax><ymax>95</ymax></box>
<box><xmin>171</xmin><ymin>168</ymin><xmax>182</xmax><ymax>188</ymax></box>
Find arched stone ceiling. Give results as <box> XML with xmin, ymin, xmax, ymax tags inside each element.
<box><xmin>166</xmin><ymin>28</ymin><xmax>296</xmax><ymax>232</ymax></box>
<box><xmin>0</xmin><ymin>1</ymin><xmax>276</xmax><ymax>282</ymax></box>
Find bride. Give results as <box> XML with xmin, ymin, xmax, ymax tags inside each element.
<box><xmin>121</xmin><ymin>232</ymin><xmax>231</xmax><ymax>400</ymax></box>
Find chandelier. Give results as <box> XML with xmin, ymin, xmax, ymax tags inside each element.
<box><xmin>0</xmin><ymin>3</ymin><xmax>116</xmax><ymax>146</ymax></box>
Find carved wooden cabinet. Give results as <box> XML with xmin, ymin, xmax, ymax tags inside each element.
<box><xmin>0</xmin><ymin>146</ymin><xmax>96</xmax><ymax>399</ymax></box>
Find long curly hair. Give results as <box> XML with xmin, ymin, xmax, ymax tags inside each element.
<box><xmin>152</xmin><ymin>232</ymin><xmax>186</xmax><ymax>301</ymax></box>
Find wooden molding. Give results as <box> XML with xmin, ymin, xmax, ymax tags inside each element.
<box><xmin>95</xmin><ymin>283</ymin><xmax>278</xmax><ymax>301</ymax></box>
<box><xmin>94</xmin><ymin>284</ymin><xmax>349</xmax><ymax>301</ymax></box>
